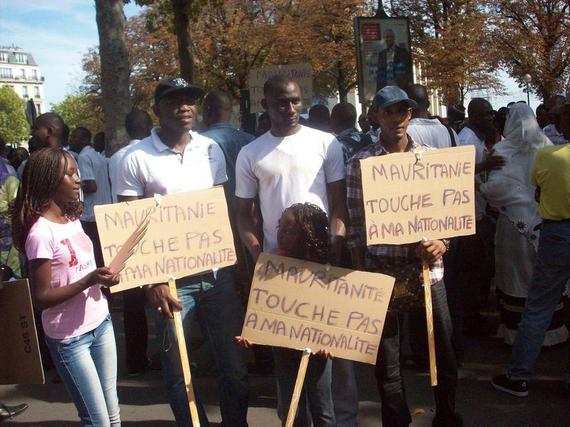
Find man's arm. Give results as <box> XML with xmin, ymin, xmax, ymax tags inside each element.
<box><xmin>82</xmin><ymin>180</ymin><xmax>97</xmax><ymax>194</ymax></box>
<box><xmin>235</xmin><ymin>196</ymin><xmax>263</xmax><ymax>264</ymax></box>
<box><xmin>326</xmin><ymin>179</ymin><xmax>347</xmax><ymax>264</ymax></box>
<box><xmin>475</xmin><ymin>150</ymin><xmax>506</xmax><ymax>174</ymax></box>
<box><xmin>345</xmin><ymin>158</ymin><xmax>367</xmax><ymax>270</ymax></box>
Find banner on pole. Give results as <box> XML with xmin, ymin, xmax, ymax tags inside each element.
<box><xmin>95</xmin><ymin>187</ymin><xmax>236</xmax><ymax>293</ymax></box>
<box><xmin>359</xmin><ymin>146</ymin><xmax>476</xmax><ymax>245</ymax></box>
<box><xmin>249</xmin><ymin>63</ymin><xmax>313</xmax><ymax>113</ymax></box>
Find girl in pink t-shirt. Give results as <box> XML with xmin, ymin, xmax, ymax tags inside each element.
<box><xmin>12</xmin><ymin>147</ymin><xmax>121</xmax><ymax>426</ymax></box>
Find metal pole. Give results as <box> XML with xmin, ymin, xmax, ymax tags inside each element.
<box><xmin>376</xmin><ymin>0</ymin><xmax>389</xmax><ymax>18</ymax></box>
<box><xmin>526</xmin><ymin>83</ymin><xmax>530</xmax><ymax>106</ymax></box>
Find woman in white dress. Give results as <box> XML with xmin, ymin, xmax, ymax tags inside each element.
<box><xmin>481</xmin><ymin>103</ymin><xmax>567</xmax><ymax>346</ymax></box>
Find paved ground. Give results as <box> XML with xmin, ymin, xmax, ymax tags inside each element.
<box><xmin>2</xmin><ymin>308</ymin><xmax>569</xmax><ymax>426</ymax></box>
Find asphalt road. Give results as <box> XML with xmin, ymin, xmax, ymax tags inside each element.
<box><xmin>2</xmin><ymin>309</ymin><xmax>569</xmax><ymax>426</ymax></box>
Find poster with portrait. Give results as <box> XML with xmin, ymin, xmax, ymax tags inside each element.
<box><xmin>354</xmin><ymin>17</ymin><xmax>413</xmax><ymax>105</ymax></box>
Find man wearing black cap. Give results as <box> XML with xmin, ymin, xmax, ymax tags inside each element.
<box><xmin>346</xmin><ymin>86</ymin><xmax>462</xmax><ymax>427</ymax></box>
<box><xmin>116</xmin><ymin>78</ymin><xmax>249</xmax><ymax>427</ymax></box>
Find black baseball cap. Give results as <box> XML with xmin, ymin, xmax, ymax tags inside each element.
<box><xmin>371</xmin><ymin>85</ymin><xmax>418</xmax><ymax>111</ymax></box>
<box><xmin>154</xmin><ymin>78</ymin><xmax>205</xmax><ymax>105</ymax></box>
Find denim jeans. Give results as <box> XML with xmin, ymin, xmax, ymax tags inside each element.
<box><xmin>375</xmin><ymin>280</ymin><xmax>458</xmax><ymax>427</ymax></box>
<box><xmin>332</xmin><ymin>359</ymin><xmax>358</xmax><ymax>427</ymax></box>
<box><xmin>273</xmin><ymin>347</ymin><xmax>335</xmax><ymax>427</ymax></box>
<box><xmin>154</xmin><ymin>268</ymin><xmax>248</xmax><ymax>427</ymax></box>
<box><xmin>507</xmin><ymin>220</ymin><xmax>570</xmax><ymax>381</ymax></box>
<box><xmin>45</xmin><ymin>314</ymin><xmax>120</xmax><ymax>427</ymax></box>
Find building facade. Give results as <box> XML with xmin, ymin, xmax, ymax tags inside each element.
<box><xmin>0</xmin><ymin>46</ymin><xmax>45</xmax><ymax>115</ymax></box>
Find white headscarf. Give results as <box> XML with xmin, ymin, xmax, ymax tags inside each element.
<box><xmin>480</xmin><ymin>103</ymin><xmax>552</xmax><ymax>247</ymax></box>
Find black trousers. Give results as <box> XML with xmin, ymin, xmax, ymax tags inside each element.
<box><xmin>123</xmin><ymin>286</ymin><xmax>149</xmax><ymax>371</ymax></box>
<box><xmin>375</xmin><ymin>281</ymin><xmax>459</xmax><ymax>427</ymax></box>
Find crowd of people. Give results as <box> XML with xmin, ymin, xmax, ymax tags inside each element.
<box><xmin>1</xmin><ymin>74</ymin><xmax>569</xmax><ymax>427</ymax></box>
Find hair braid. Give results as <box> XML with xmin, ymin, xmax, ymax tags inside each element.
<box><xmin>286</xmin><ymin>203</ymin><xmax>329</xmax><ymax>264</ymax></box>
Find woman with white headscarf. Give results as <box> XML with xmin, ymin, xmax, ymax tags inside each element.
<box><xmin>481</xmin><ymin>103</ymin><xmax>568</xmax><ymax>346</ymax></box>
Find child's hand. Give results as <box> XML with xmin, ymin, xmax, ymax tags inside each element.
<box><xmin>315</xmin><ymin>348</ymin><xmax>333</xmax><ymax>359</ymax></box>
<box><xmin>234</xmin><ymin>336</ymin><xmax>254</xmax><ymax>349</ymax></box>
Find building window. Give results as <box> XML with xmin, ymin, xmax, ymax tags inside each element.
<box><xmin>20</xmin><ymin>69</ymin><xmax>25</xmax><ymax>79</ymax></box>
<box><xmin>34</xmin><ymin>86</ymin><xmax>39</xmax><ymax>97</ymax></box>
<box><xmin>15</xmin><ymin>53</ymin><xmax>27</xmax><ymax>64</ymax></box>
<box><xmin>32</xmin><ymin>69</ymin><xmax>38</xmax><ymax>80</ymax></box>
<box><xmin>36</xmin><ymin>104</ymin><xmax>41</xmax><ymax>114</ymax></box>
<box><xmin>0</xmin><ymin>52</ymin><xmax>7</xmax><ymax>62</ymax></box>
<box><xmin>22</xmin><ymin>86</ymin><xmax>28</xmax><ymax>97</ymax></box>
<box><xmin>0</xmin><ymin>68</ymin><xmax>12</xmax><ymax>78</ymax></box>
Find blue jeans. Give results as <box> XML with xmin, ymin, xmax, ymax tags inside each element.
<box><xmin>273</xmin><ymin>347</ymin><xmax>335</xmax><ymax>427</ymax></box>
<box><xmin>332</xmin><ymin>359</ymin><xmax>358</xmax><ymax>427</ymax></box>
<box><xmin>375</xmin><ymin>281</ymin><xmax>458</xmax><ymax>427</ymax></box>
<box><xmin>154</xmin><ymin>268</ymin><xmax>248</xmax><ymax>427</ymax></box>
<box><xmin>507</xmin><ymin>220</ymin><xmax>570</xmax><ymax>381</ymax></box>
<box><xmin>46</xmin><ymin>314</ymin><xmax>120</xmax><ymax>427</ymax></box>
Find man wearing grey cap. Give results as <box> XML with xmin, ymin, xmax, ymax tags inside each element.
<box><xmin>116</xmin><ymin>78</ymin><xmax>249</xmax><ymax>426</ymax></box>
<box><xmin>345</xmin><ymin>86</ymin><xmax>462</xmax><ymax>426</ymax></box>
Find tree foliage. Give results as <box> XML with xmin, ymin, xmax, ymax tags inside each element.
<box><xmin>0</xmin><ymin>87</ymin><xmax>28</xmax><ymax>145</ymax></box>
<box><xmin>267</xmin><ymin>0</ymin><xmax>368</xmax><ymax>102</ymax></box>
<box><xmin>51</xmin><ymin>94</ymin><xmax>105</xmax><ymax>134</ymax></box>
<box><xmin>489</xmin><ymin>0</ymin><xmax>570</xmax><ymax>100</ymax></box>
<box><xmin>84</xmin><ymin>1</ymin><xmax>366</xmax><ymax>113</ymax></box>
<box><xmin>388</xmin><ymin>0</ymin><xmax>502</xmax><ymax>105</ymax></box>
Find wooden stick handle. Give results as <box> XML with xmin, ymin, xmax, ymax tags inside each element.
<box><xmin>285</xmin><ymin>348</ymin><xmax>312</xmax><ymax>427</ymax></box>
<box><xmin>422</xmin><ymin>262</ymin><xmax>438</xmax><ymax>387</ymax></box>
<box><xmin>168</xmin><ymin>278</ymin><xmax>201</xmax><ymax>426</ymax></box>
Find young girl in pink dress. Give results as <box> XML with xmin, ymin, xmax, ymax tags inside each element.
<box><xmin>12</xmin><ymin>147</ymin><xmax>121</xmax><ymax>426</ymax></box>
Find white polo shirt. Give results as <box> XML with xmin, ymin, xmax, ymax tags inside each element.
<box><xmin>407</xmin><ymin>118</ymin><xmax>458</xmax><ymax>148</ymax></box>
<box><xmin>78</xmin><ymin>145</ymin><xmax>112</xmax><ymax>222</ymax></box>
<box><xmin>458</xmin><ymin>126</ymin><xmax>487</xmax><ymax>220</ymax></box>
<box><xmin>116</xmin><ymin>128</ymin><xmax>227</xmax><ymax>198</ymax></box>
<box><xmin>109</xmin><ymin>139</ymin><xmax>140</xmax><ymax>203</ymax></box>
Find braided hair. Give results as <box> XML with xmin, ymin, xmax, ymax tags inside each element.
<box><xmin>285</xmin><ymin>203</ymin><xmax>329</xmax><ymax>264</ymax></box>
<box><xmin>12</xmin><ymin>148</ymin><xmax>83</xmax><ymax>252</ymax></box>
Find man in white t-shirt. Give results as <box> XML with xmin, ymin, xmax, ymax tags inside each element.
<box><xmin>70</xmin><ymin>126</ymin><xmax>112</xmax><ymax>267</ymax></box>
<box><xmin>116</xmin><ymin>78</ymin><xmax>248</xmax><ymax>427</ymax></box>
<box><xmin>108</xmin><ymin>109</ymin><xmax>152</xmax><ymax>203</ymax></box>
<box><xmin>108</xmin><ymin>109</ymin><xmax>153</xmax><ymax>377</ymax></box>
<box><xmin>235</xmin><ymin>75</ymin><xmax>349</xmax><ymax>426</ymax></box>
<box><xmin>542</xmin><ymin>94</ymin><xmax>566</xmax><ymax>145</ymax></box>
<box><xmin>456</xmin><ymin>98</ymin><xmax>506</xmax><ymax>338</ymax></box>
<box><xmin>406</xmin><ymin>84</ymin><xmax>458</xmax><ymax>148</ymax></box>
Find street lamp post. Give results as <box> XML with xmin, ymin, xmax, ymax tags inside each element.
<box><xmin>522</xmin><ymin>74</ymin><xmax>532</xmax><ymax>107</ymax></box>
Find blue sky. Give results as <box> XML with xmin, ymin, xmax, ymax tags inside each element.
<box><xmin>0</xmin><ymin>0</ymin><xmax>541</xmax><ymax>110</ymax></box>
<box><xmin>0</xmin><ymin>0</ymin><xmax>142</xmax><ymax>107</ymax></box>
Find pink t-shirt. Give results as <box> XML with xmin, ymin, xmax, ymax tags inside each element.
<box><xmin>25</xmin><ymin>217</ymin><xmax>109</xmax><ymax>339</ymax></box>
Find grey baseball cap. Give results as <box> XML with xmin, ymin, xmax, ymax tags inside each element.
<box><xmin>371</xmin><ymin>86</ymin><xmax>418</xmax><ymax>111</ymax></box>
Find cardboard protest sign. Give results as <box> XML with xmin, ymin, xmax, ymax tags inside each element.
<box><xmin>0</xmin><ymin>279</ymin><xmax>44</xmax><ymax>385</ymax></box>
<box><xmin>94</xmin><ymin>186</ymin><xmax>236</xmax><ymax>293</ymax></box>
<box><xmin>249</xmin><ymin>63</ymin><xmax>312</xmax><ymax>113</ymax></box>
<box><xmin>359</xmin><ymin>146</ymin><xmax>476</xmax><ymax>245</ymax></box>
<box><xmin>241</xmin><ymin>253</ymin><xmax>395</xmax><ymax>364</ymax></box>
